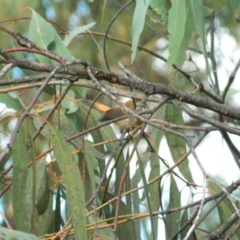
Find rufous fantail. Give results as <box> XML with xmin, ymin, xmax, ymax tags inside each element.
<box><xmin>82</xmin><ymin>99</ymin><xmax>143</xmax><ymax>131</ymax></box>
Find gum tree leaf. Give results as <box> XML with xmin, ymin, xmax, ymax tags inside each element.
<box><xmin>63</xmin><ymin>22</ymin><xmax>96</xmax><ymax>46</ymax></box>
<box><xmin>48</xmin><ymin>124</ymin><xmax>87</xmax><ymax>240</ymax></box>
<box><xmin>29</xmin><ymin>10</ymin><xmax>72</xmax><ymax>62</ymax></box>
<box><xmin>12</xmin><ymin>127</ymin><xmax>29</xmax><ymax>232</ymax></box>
<box><xmin>168</xmin><ymin>0</ymin><xmax>194</xmax><ymax>67</ymax></box>
<box><xmin>131</xmin><ymin>0</ymin><xmax>150</xmax><ymax>62</ymax></box>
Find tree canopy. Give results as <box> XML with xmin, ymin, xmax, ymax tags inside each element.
<box><xmin>1</xmin><ymin>0</ymin><xmax>240</xmax><ymax>239</ymax></box>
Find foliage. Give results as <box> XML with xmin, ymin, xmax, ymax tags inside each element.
<box><xmin>0</xmin><ymin>0</ymin><xmax>240</xmax><ymax>239</ymax></box>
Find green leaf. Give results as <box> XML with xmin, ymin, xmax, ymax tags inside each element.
<box><xmin>63</xmin><ymin>22</ymin><xmax>96</xmax><ymax>46</ymax></box>
<box><xmin>29</xmin><ymin>10</ymin><xmax>72</xmax><ymax>62</ymax></box>
<box><xmin>109</xmin><ymin>145</ymin><xmax>137</xmax><ymax>239</ymax></box>
<box><xmin>131</xmin><ymin>0</ymin><xmax>150</xmax><ymax>62</ymax></box>
<box><xmin>165</xmin><ymin>175</ymin><xmax>181</xmax><ymax>238</ymax></box>
<box><xmin>180</xmin><ymin>209</ymin><xmax>197</xmax><ymax>239</ymax></box>
<box><xmin>25</xmin><ymin>157</ymin><xmax>49</xmax><ymax>219</ymax></box>
<box><xmin>131</xmin><ymin>166</ymin><xmax>141</xmax><ymax>239</ymax></box>
<box><xmin>218</xmin><ymin>198</ymin><xmax>236</xmax><ymax>227</ymax></box>
<box><xmin>208</xmin><ymin>181</ymin><xmax>239</xmax><ymax>239</ymax></box>
<box><xmin>189</xmin><ymin>0</ymin><xmax>210</xmax><ymax>73</ymax></box>
<box><xmin>32</xmin><ymin>107</ymin><xmax>105</xmax><ymax>160</ymax></box>
<box><xmin>203</xmin><ymin>6</ymin><xmax>213</xmax><ymax>16</ymax></box>
<box><xmin>72</xmin><ymin>85</ymin><xmax>86</xmax><ymax>99</ymax></box>
<box><xmin>150</xmin><ymin>0</ymin><xmax>167</xmax><ymax>25</ymax></box>
<box><xmin>48</xmin><ymin>124</ymin><xmax>87</xmax><ymax>240</ymax></box>
<box><xmin>148</xmin><ymin>152</ymin><xmax>160</xmax><ymax>238</ymax></box>
<box><xmin>12</xmin><ymin>127</ymin><xmax>30</xmax><ymax>232</ymax></box>
<box><xmin>83</xmin><ymin>153</ymin><xmax>97</xmax><ymax>201</ymax></box>
<box><xmin>88</xmin><ymin>215</ymin><xmax>115</xmax><ymax>239</ymax></box>
<box><xmin>24</xmin><ymin>152</ymin><xmax>52</xmax><ymax>236</ymax></box>
<box><xmin>0</xmin><ymin>226</ymin><xmax>38</xmax><ymax>240</ymax></box>
<box><xmin>168</xmin><ymin>0</ymin><xmax>194</xmax><ymax>67</ymax></box>
<box><xmin>0</xmin><ymin>93</ymin><xmax>23</xmax><ymax>111</ymax></box>
<box><xmin>165</xmin><ymin>104</ymin><xmax>194</xmax><ymax>182</ymax></box>
<box><xmin>60</xmin><ymin>112</ymin><xmax>105</xmax><ymax>159</ymax></box>
<box><xmin>230</xmin><ymin>0</ymin><xmax>240</xmax><ymax>11</ymax></box>
<box><xmin>35</xmin><ymin>192</ymin><xmax>53</xmax><ymax>236</ymax></box>
<box><xmin>61</xmin><ymin>98</ymin><xmax>79</xmax><ymax>114</ymax></box>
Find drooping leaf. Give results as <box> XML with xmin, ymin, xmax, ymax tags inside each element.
<box><xmin>25</xmin><ymin>157</ymin><xmax>49</xmax><ymax>221</ymax></box>
<box><xmin>147</xmin><ymin>102</ymin><xmax>164</xmax><ymax>238</ymax></box>
<box><xmin>189</xmin><ymin>0</ymin><xmax>210</xmax><ymax>73</ymax></box>
<box><xmin>131</xmin><ymin>166</ymin><xmax>141</xmax><ymax>239</ymax></box>
<box><xmin>48</xmin><ymin>123</ymin><xmax>87</xmax><ymax>240</ymax></box>
<box><xmin>165</xmin><ymin>104</ymin><xmax>194</xmax><ymax>183</ymax></box>
<box><xmin>12</xmin><ymin>127</ymin><xmax>30</xmax><ymax>232</ymax></box>
<box><xmin>35</xmin><ymin>192</ymin><xmax>53</xmax><ymax>236</ymax></box>
<box><xmin>168</xmin><ymin>0</ymin><xmax>194</xmax><ymax>67</ymax></box>
<box><xmin>165</xmin><ymin>175</ymin><xmax>181</xmax><ymax>239</ymax></box>
<box><xmin>131</xmin><ymin>0</ymin><xmax>150</xmax><ymax>62</ymax></box>
<box><xmin>147</xmin><ymin>152</ymin><xmax>160</xmax><ymax>238</ymax></box>
<box><xmin>180</xmin><ymin>209</ymin><xmax>197</xmax><ymax>240</ymax></box>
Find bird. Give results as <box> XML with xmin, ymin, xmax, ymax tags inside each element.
<box><xmin>81</xmin><ymin>99</ymin><xmax>144</xmax><ymax>131</ymax></box>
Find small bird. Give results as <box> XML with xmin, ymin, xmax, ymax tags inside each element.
<box><xmin>81</xmin><ymin>99</ymin><xmax>143</xmax><ymax>131</ymax></box>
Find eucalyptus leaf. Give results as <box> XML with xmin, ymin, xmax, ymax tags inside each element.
<box><xmin>165</xmin><ymin>175</ymin><xmax>181</xmax><ymax>238</ymax></box>
<box><xmin>63</xmin><ymin>22</ymin><xmax>96</xmax><ymax>46</ymax></box>
<box><xmin>29</xmin><ymin>10</ymin><xmax>72</xmax><ymax>62</ymax></box>
<box><xmin>48</xmin><ymin>123</ymin><xmax>87</xmax><ymax>240</ymax></box>
<box><xmin>165</xmin><ymin>104</ymin><xmax>194</xmax><ymax>183</ymax></box>
<box><xmin>168</xmin><ymin>0</ymin><xmax>194</xmax><ymax>67</ymax></box>
<box><xmin>12</xmin><ymin>127</ymin><xmax>30</xmax><ymax>232</ymax></box>
<box><xmin>0</xmin><ymin>226</ymin><xmax>38</xmax><ymax>240</ymax></box>
<box><xmin>131</xmin><ymin>0</ymin><xmax>150</xmax><ymax>62</ymax></box>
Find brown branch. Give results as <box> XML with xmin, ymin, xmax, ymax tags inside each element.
<box><xmin>1</xmin><ymin>54</ymin><xmax>239</xmax><ymax>121</ymax></box>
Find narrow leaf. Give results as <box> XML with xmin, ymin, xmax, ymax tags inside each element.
<box><xmin>131</xmin><ymin>0</ymin><xmax>150</xmax><ymax>62</ymax></box>
<box><xmin>25</xmin><ymin>157</ymin><xmax>49</xmax><ymax>223</ymax></box>
<box><xmin>168</xmin><ymin>0</ymin><xmax>194</xmax><ymax>67</ymax></box>
<box><xmin>48</xmin><ymin>124</ymin><xmax>87</xmax><ymax>240</ymax></box>
<box><xmin>165</xmin><ymin>175</ymin><xmax>181</xmax><ymax>238</ymax></box>
<box><xmin>180</xmin><ymin>209</ymin><xmax>197</xmax><ymax>240</ymax></box>
<box><xmin>189</xmin><ymin>0</ymin><xmax>210</xmax><ymax>73</ymax></box>
<box><xmin>88</xmin><ymin>215</ymin><xmax>115</xmax><ymax>238</ymax></box>
<box><xmin>35</xmin><ymin>192</ymin><xmax>53</xmax><ymax>236</ymax></box>
<box><xmin>148</xmin><ymin>152</ymin><xmax>160</xmax><ymax>238</ymax></box>
<box><xmin>12</xmin><ymin>128</ymin><xmax>30</xmax><ymax>232</ymax></box>
<box><xmin>63</xmin><ymin>22</ymin><xmax>96</xmax><ymax>46</ymax></box>
<box><xmin>165</xmin><ymin>104</ymin><xmax>194</xmax><ymax>182</ymax></box>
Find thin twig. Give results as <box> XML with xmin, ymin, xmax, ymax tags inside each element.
<box><xmin>103</xmin><ymin>0</ymin><xmax>133</xmax><ymax>70</ymax></box>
